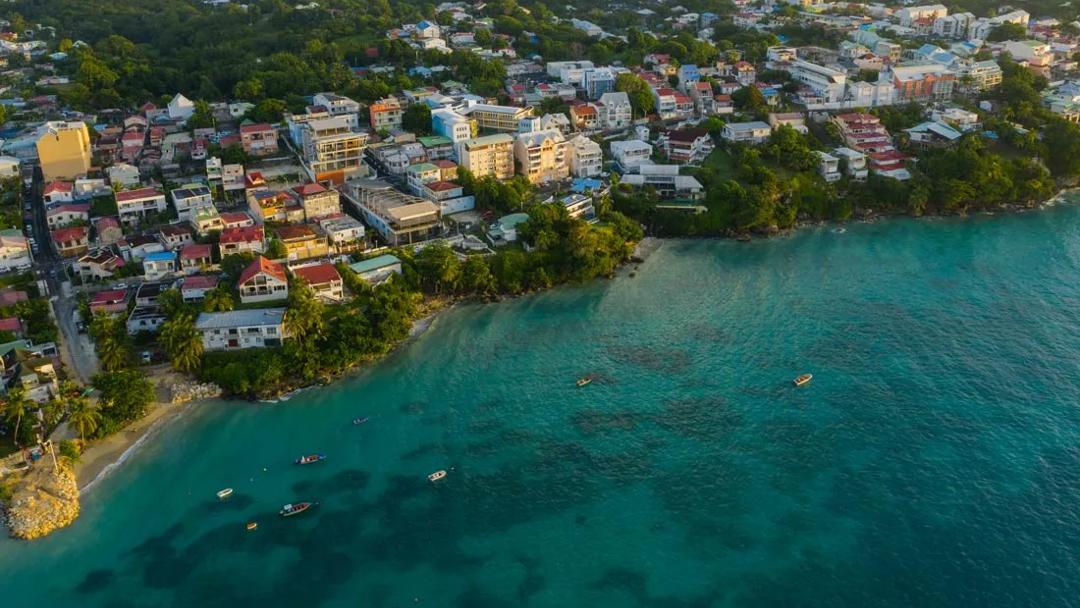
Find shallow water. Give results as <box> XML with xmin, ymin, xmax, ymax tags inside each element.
<box><xmin>2</xmin><ymin>204</ymin><xmax>1080</xmax><ymax>607</ymax></box>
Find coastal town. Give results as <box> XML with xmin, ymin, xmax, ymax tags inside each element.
<box><xmin>1</xmin><ymin>0</ymin><xmax>1080</xmax><ymax>539</ymax></box>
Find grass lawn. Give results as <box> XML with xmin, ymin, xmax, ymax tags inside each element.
<box><xmin>700</xmin><ymin>148</ymin><xmax>740</xmax><ymax>181</ymax></box>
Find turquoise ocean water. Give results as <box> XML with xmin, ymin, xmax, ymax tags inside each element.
<box><xmin>2</xmin><ymin>203</ymin><xmax>1080</xmax><ymax>606</ymax></box>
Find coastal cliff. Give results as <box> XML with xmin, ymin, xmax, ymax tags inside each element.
<box><xmin>2</xmin><ymin>461</ymin><xmax>80</xmax><ymax>540</ymax></box>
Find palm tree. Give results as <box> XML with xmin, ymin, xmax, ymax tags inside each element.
<box><xmin>285</xmin><ymin>280</ymin><xmax>326</xmax><ymax>341</ymax></box>
<box><xmin>67</xmin><ymin>396</ymin><xmax>102</xmax><ymax>443</ymax></box>
<box><xmin>160</xmin><ymin>313</ymin><xmax>204</xmax><ymax>372</ymax></box>
<box><xmin>3</xmin><ymin>385</ymin><xmax>30</xmax><ymax>447</ymax></box>
<box><xmin>202</xmin><ymin>286</ymin><xmax>235</xmax><ymax>312</ymax></box>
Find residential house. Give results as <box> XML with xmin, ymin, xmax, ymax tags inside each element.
<box><xmin>240</xmin><ymin>123</ymin><xmax>279</xmax><ymax>157</ymax></box>
<box><xmin>89</xmin><ymin>289</ymin><xmax>129</xmax><ymax>315</ymax></box>
<box><xmin>293</xmin><ymin>183</ymin><xmax>341</xmax><ymax>220</ymax></box>
<box><xmin>456</xmin><ymin>134</ymin><xmax>515</xmax><ymax>179</ymax></box>
<box><xmin>159</xmin><ymin>224</ymin><xmax>194</xmax><ymax>250</ymax></box>
<box><xmin>219</xmin><ymin>225</ymin><xmax>265</xmax><ymax>256</ymax></box>
<box><xmin>170</xmin><ymin>184</ymin><xmax>214</xmax><ymax>220</ymax></box>
<box><xmin>0</xmin><ymin>230</ymin><xmax>31</xmax><ymax>272</ymax></box>
<box><xmin>116</xmin><ymin>187</ymin><xmax>167</xmax><ymax>226</ymax></box>
<box><xmin>51</xmin><ymin>226</ymin><xmax>89</xmax><ymax>257</ymax></box>
<box><xmin>833</xmin><ymin>147</ymin><xmax>868</xmax><ymax>179</ymax></box>
<box><xmin>568</xmin><ymin>135</ymin><xmax>603</xmax><ymax>178</ymax></box>
<box><xmin>768</xmin><ymin>112</ymin><xmax>808</xmax><ymax>134</ymax></box>
<box><xmin>181</xmin><ymin>274</ymin><xmax>219</xmax><ymax>303</ymax></box>
<box><xmin>45</xmin><ymin>203</ymin><xmax>89</xmax><ymax>230</ymax></box>
<box><xmin>291</xmin><ymin>263</ymin><xmax>344</xmax><ymax>302</ymax></box>
<box><xmin>43</xmin><ymin>180</ymin><xmax>74</xmax><ymax>204</ymax></box>
<box><xmin>619</xmin><ymin>164</ymin><xmax>704</xmax><ymax>199</ymax></box>
<box><xmin>370</xmin><ymin>97</ymin><xmax>404</xmax><ymax>131</ymax></box>
<box><xmin>514</xmin><ymin>130</ymin><xmax>570</xmax><ymax>185</ymax></box>
<box><xmin>406</xmin><ymin>162</ymin><xmax>442</xmax><ymax>195</ymax></box>
<box><xmin>248</xmin><ymin>190</ymin><xmax>304</xmax><ymax>224</ymax></box>
<box><xmin>76</xmin><ymin>248</ymin><xmax>125</xmax><ymax>281</ymax></box>
<box><xmin>1003</xmin><ymin>40</ymin><xmax>1053</xmax><ymax>68</ymax></box>
<box><xmin>348</xmin><ymin>254</ymin><xmax>403</xmax><ymax>284</ymax></box>
<box><xmin>275</xmin><ymin>224</ymin><xmax>329</xmax><ymax>261</ymax></box>
<box><xmin>179</xmin><ymin>243</ymin><xmax>213</xmax><ymax>274</ymax></box>
<box><xmin>610</xmin><ymin>139</ymin><xmax>653</xmax><ymax>171</ymax></box>
<box><xmin>905</xmin><ymin>120</ymin><xmax>963</xmax><ymax>147</ymax></box>
<box><xmin>596</xmin><ymin>92</ymin><xmax>633</xmax><ymax>129</ymax></box>
<box><xmin>816</xmin><ymin>151</ymin><xmax>841</xmax><ymax>182</ymax></box>
<box><xmin>94</xmin><ymin>217</ymin><xmax>123</xmax><ymax>245</ymax></box>
<box><xmin>167</xmin><ymin>93</ymin><xmax>195</xmax><ymax>123</ymax></box>
<box><xmin>417</xmin><ymin>180</ymin><xmax>475</xmax><ymax>214</ymax></box>
<box><xmin>196</xmin><ymin>308</ymin><xmax>288</xmax><ymax>351</ymax></box>
<box><xmin>126</xmin><ymin>306</ymin><xmax>166</xmax><ymax>336</ymax></box>
<box><xmin>192</xmin><ymin>205</ymin><xmax>225</xmax><ymax>235</ymax></box>
<box><xmin>143</xmin><ymin>250</ymin><xmax>177</xmax><ymax>280</ymax></box>
<box><xmin>35</xmin><ymin>121</ymin><xmax>92</xmax><ymax>181</ymax></box>
<box><xmin>558</xmin><ymin>194</ymin><xmax>596</xmax><ymax>221</ymax></box>
<box><xmin>432</xmin><ymin>109</ymin><xmax>475</xmax><ymax>143</ymax></box>
<box><xmin>721</xmin><ymin>121</ymin><xmax>772</xmax><ymax>144</ymax></box>
<box><xmin>237</xmin><ymin>256</ymin><xmax>289</xmax><ymax>304</ymax></box>
<box><xmin>570</xmin><ymin>104</ymin><xmax>600</xmax><ymax>131</ymax></box>
<box><xmin>663</xmin><ymin>128</ymin><xmax>713</xmax><ymax>164</ymax></box>
<box><xmin>316</xmin><ymin>215</ymin><xmax>365</xmax><ymax>254</ymax></box>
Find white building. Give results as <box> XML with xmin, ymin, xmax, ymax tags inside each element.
<box><xmin>597</xmin><ymin>92</ymin><xmax>633</xmax><ymax>129</ymax></box>
<box><xmin>610</xmin><ymin>139</ymin><xmax>653</xmax><ymax>171</ymax></box>
<box><xmin>195</xmin><ymin>308</ymin><xmax>288</xmax><ymax>351</ymax></box>
<box><xmin>896</xmin><ymin>4</ymin><xmax>948</xmax><ymax>27</ymax></box>
<box><xmin>568</xmin><ymin>135</ymin><xmax>603</xmax><ymax>178</ymax></box>
<box><xmin>116</xmin><ymin>188</ymin><xmax>167</xmax><ymax>226</ymax></box>
<box><xmin>721</xmin><ymin>121</ymin><xmax>773</xmax><ymax>144</ymax></box>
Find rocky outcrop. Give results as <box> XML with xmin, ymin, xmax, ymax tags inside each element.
<box><xmin>168</xmin><ymin>380</ymin><xmax>222</xmax><ymax>404</ymax></box>
<box><xmin>3</xmin><ymin>461</ymin><xmax>80</xmax><ymax>540</ymax></box>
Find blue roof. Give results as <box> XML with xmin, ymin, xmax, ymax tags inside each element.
<box><xmin>571</xmin><ymin>178</ymin><xmax>604</xmax><ymax>193</ymax></box>
<box><xmin>145</xmin><ymin>251</ymin><xmax>176</xmax><ymax>262</ymax></box>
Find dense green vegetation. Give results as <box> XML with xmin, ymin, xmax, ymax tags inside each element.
<box><xmin>198</xmin><ymin>205</ymin><xmax>642</xmax><ymax>398</ymax></box>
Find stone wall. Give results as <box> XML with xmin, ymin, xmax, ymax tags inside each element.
<box><xmin>168</xmin><ymin>380</ymin><xmax>222</xmax><ymax>404</ymax></box>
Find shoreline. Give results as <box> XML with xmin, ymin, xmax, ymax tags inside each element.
<box><xmin>64</xmin><ymin>190</ymin><xmax>1079</xmax><ymax>498</ymax></box>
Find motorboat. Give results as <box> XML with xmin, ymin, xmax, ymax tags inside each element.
<box><xmin>793</xmin><ymin>373</ymin><xmax>813</xmax><ymax>387</ymax></box>
<box><xmin>352</xmin><ymin>417</ymin><xmax>369</xmax><ymax>425</ymax></box>
<box><xmin>279</xmin><ymin>502</ymin><xmax>315</xmax><ymax>517</ymax></box>
<box><xmin>576</xmin><ymin>376</ymin><xmax>593</xmax><ymax>387</ymax></box>
<box><xmin>295</xmin><ymin>454</ymin><xmax>326</xmax><ymax>465</ymax></box>
<box><xmin>216</xmin><ymin>488</ymin><xmax>233</xmax><ymax>499</ymax></box>
<box><xmin>428</xmin><ymin>470</ymin><xmax>447</xmax><ymax>482</ymax></box>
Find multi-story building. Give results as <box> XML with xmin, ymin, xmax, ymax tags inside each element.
<box><xmin>959</xmin><ymin>60</ymin><xmax>1003</xmax><ymax>92</ymax></box>
<box><xmin>583</xmin><ymin>67</ymin><xmax>617</xmax><ymax>99</ymax></box>
<box><xmin>786</xmin><ymin>59</ymin><xmax>848</xmax><ymax>103</ymax></box>
<box><xmin>721</xmin><ymin>121</ymin><xmax>773</xmax><ymax>144</ymax></box>
<box><xmin>369</xmin><ymin>97</ymin><xmax>404</xmax><ymax>131</ymax></box>
<box><xmin>833</xmin><ymin>147</ymin><xmax>869</xmax><ymax>179</ymax></box>
<box><xmin>196</xmin><ymin>308</ymin><xmax>288</xmax><ymax>351</ymax></box>
<box><xmin>0</xmin><ymin>230</ymin><xmax>31</xmax><ymax>272</ymax></box>
<box><xmin>299</xmin><ymin>116</ymin><xmax>368</xmax><ymax>183</ymax></box>
<box><xmin>342</xmin><ymin>179</ymin><xmax>441</xmax><ymax>246</ymax></box>
<box><xmin>36</xmin><ymin>121</ymin><xmax>92</xmax><ymax>182</ymax></box>
<box><xmin>432</xmin><ymin>109</ymin><xmax>476</xmax><ymax>143</ymax></box>
<box><xmin>514</xmin><ymin>130</ymin><xmax>570</xmax><ymax>185</ymax></box>
<box><xmin>316</xmin><ymin>214</ymin><xmax>366</xmax><ymax>254</ymax></box>
<box><xmin>831</xmin><ymin>113</ymin><xmax>909</xmax><ymax>179</ymax></box>
<box><xmin>275</xmin><ymin>224</ymin><xmax>329</xmax><ymax>261</ymax></box>
<box><xmin>237</xmin><ymin>256</ymin><xmax>289</xmax><ymax>303</ymax></box>
<box><xmin>933</xmin><ymin>12</ymin><xmax>975</xmax><ymax>39</ymax></box>
<box><xmin>417</xmin><ymin>180</ymin><xmax>475</xmax><ymax>215</ymax></box>
<box><xmin>116</xmin><ymin>188</ymin><xmax>167</xmax><ymax>227</ymax></box>
<box><xmin>240</xmin><ymin>123</ymin><xmax>279</xmax><ymax>157</ymax></box>
<box><xmin>619</xmin><ymin>164</ymin><xmax>704</xmax><ymax>199</ymax></box>
<box><xmin>219</xmin><ymin>225</ymin><xmax>265</xmax><ymax>256</ymax></box>
<box><xmin>610</xmin><ymin>139</ymin><xmax>653</xmax><ymax>171</ymax></box>
<box><xmin>292</xmin><ymin>183</ymin><xmax>341</xmax><ymax>220</ymax></box>
<box><xmin>45</xmin><ymin>203</ymin><xmax>90</xmax><ymax>230</ymax></box>
<box><xmin>51</xmin><ymin>226</ymin><xmax>90</xmax><ymax>258</ymax></box>
<box><xmin>1003</xmin><ymin>40</ymin><xmax>1053</xmax><ymax>68</ymax></box>
<box><xmin>896</xmin><ymin>4</ymin><xmax>948</xmax><ymax>27</ymax></box>
<box><xmin>456</xmin><ymin>134</ymin><xmax>515</xmax><ymax>179</ymax></box>
<box><xmin>568</xmin><ymin>135</ymin><xmax>603</xmax><ymax>177</ymax></box>
<box><xmin>312</xmin><ymin>92</ymin><xmax>362</xmax><ymax>127</ymax></box>
<box><xmin>291</xmin><ymin>263</ymin><xmax>344</xmax><ymax>302</ymax></box>
<box><xmin>461</xmin><ymin>103</ymin><xmax>534</xmax><ymax>132</ymax></box>
<box><xmin>170</xmin><ymin>184</ymin><xmax>214</xmax><ymax>221</ymax></box>
<box><xmin>596</xmin><ymin>92</ymin><xmax>633</xmax><ymax>129</ymax></box>
<box><xmin>888</xmin><ymin>64</ymin><xmax>956</xmax><ymax>102</ymax></box>
<box><xmin>664</xmin><ymin>128</ymin><xmax>714</xmax><ymax>164</ymax></box>
<box><xmin>968</xmin><ymin>10</ymin><xmax>1028</xmax><ymax>41</ymax></box>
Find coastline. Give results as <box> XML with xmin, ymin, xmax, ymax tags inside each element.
<box><xmin>62</xmin><ymin>189</ymin><xmax>1080</xmax><ymax>498</ymax></box>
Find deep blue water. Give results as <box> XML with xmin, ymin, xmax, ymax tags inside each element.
<box><xmin>2</xmin><ymin>203</ymin><xmax>1080</xmax><ymax>607</ymax></box>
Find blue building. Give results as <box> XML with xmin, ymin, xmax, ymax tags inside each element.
<box><xmin>678</xmin><ymin>64</ymin><xmax>700</xmax><ymax>92</ymax></box>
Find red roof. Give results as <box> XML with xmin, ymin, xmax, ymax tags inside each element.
<box><xmin>180</xmin><ymin>243</ymin><xmax>212</xmax><ymax>260</ymax></box>
<box><xmin>870</xmin><ymin>150</ymin><xmax>906</xmax><ymax>162</ymax></box>
<box><xmin>245</xmin><ymin>172</ymin><xmax>266</xmax><ymax>189</ymax></box>
<box><xmin>90</xmin><ymin>289</ymin><xmax>128</xmax><ymax>304</ymax></box>
<box><xmin>46</xmin><ymin>203</ymin><xmax>90</xmax><ymax>216</ymax></box>
<box><xmin>432</xmin><ymin>159</ymin><xmax>457</xmax><ymax>169</ymax></box>
<box><xmin>240</xmin><ymin>123</ymin><xmax>274</xmax><ymax>134</ymax></box>
<box><xmin>95</xmin><ymin>216</ymin><xmax>120</xmax><ymax>230</ymax></box>
<box><xmin>220</xmin><ymin>211</ymin><xmax>252</xmax><ymax>225</ymax></box>
<box><xmin>44</xmin><ymin>180</ymin><xmax>73</xmax><ymax>194</ymax></box>
<box><xmin>116</xmin><ymin>188</ymin><xmax>162</xmax><ymax>202</ymax></box>
<box><xmin>655</xmin><ymin>88</ymin><xmax>677</xmax><ymax>97</ymax></box>
<box><xmin>219</xmin><ymin>225</ymin><xmax>264</xmax><ymax>244</ymax></box>
<box><xmin>293</xmin><ymin>183</ymin><xmax>327</xmax><ymax>197</ymax></box>
<box><xmin>51</xmin><ymin>226</ymin><xmax>88</xmax><ymax>243</ymax></box>
<box><xmin>425</xmin><ymin>180</ymin><xmax>459</xmax><ymax>192</ymax></box>
<box><xmin>291</xmin><ymin>263</ymin><xmax>341</xmax><ymax>286</ymax></box>
<box><xmin>275</xmin><ymin>224</ymin><xmax>316</xmax><ymax>240</ymax></box>
<box><xmin>238</xmin><ymin>256</ymin><xmax>287</xmax><ymax>285</ymax></box>
<box><xmin>0</xmin><ymin>317</ymin><xmax>22</xmax><ymax>333</ymax></box>
<box><xmin>572</xmin><ymin>105</ymin><xmax>598</xmax><ymax>116</ymax></box>
<box><xmin>182</xmin><ymin>275</ymin><xmax>219</xmax><ymax>291</ymax></box>
<box><xmin>668</xmin><ymin>128</ymin><xmax>708</xmax><ymax>142</ymax></box>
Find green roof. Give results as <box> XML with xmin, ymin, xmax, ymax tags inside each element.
<box><xmin>418</xmin><ymin>135</ymin><xmax>452</xmax><ymax>147</ymax></box>
<box><xmin>407</xmin><ymin>163</ymin><xmax>439</xmax><ymax>174</ymax></box>
<box><xmin>0</xmin><ymin>339</ymin><xmax>29</xmax><ymax>357</ymax></box>
<box><xmin>349</xmin><ymin>254</ymin><xmax>402</xmax><ymax>274</ymax></box>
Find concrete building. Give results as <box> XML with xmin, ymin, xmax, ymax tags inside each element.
<box><xmin>370</xmin><ymin>97</ymin><xmax>404</xmax><ymax>131</ymax></box>
<box><xmin>721</xmin><ymin>121</ymin><xmax>772</xmax><ymax>144</ymax></box>
<box><xmin>568</xmin><ymin>135</ymin><xmax>603</xmax><ymax>177</ymax></box>
<box><xmin>663</xmin><ymin>128</ymin><xmax>713</xmax><ymax>164</ymax></box>
<box><xmin>0</xmin><ymin>230</ymin><xmax>31</xmax><ymax>272</ymax></box>
<box><xmin>456</xmin><ymin>134</ymin><xmax>515</xmax><ymax>179</ymax></box>
<box><xmin>116</xmin><ymin>188</ymin><xmax>167</xmax><ymax>227</ymax></box>
<box><xmin>1003</xmin><ymin>40</ymin><xmax>1053</xmax><ymax>68</ymax></box>
<box><xmin>461</xmin><ymin>104</ymin><xmax>534</xmax><ymax>132</ymax></box>
<box><xmin>348</xmin><ymin>254</ymin><xmax>403</xmax><ymax>284</ymax></box>
<box><xmin>299</xmin><ymin>116</ymin><xmax>369</xmax><ymax>184</ymax></box>
<box><xmin>291</xmin><ymin>263</ymin><xmax>344</xmax><ymax>302</ymax></box>
<box><xmin>36</xmin><ymin>121</ymin><xmax>92</xmax><ymax>182</ymax></box>
<box><xmin>514</xmin><ymin>130</ymin><xmax>570</xmax><ymax>185</ymax></box>
<box><xmin>596</xmin><ymin>92</ymin><xmax>633</xmax><ymax>129</ymax></box>
<box><xmin>342</xmin><ymin>180</ymin><xmax>441</xmax><ymax>246</ymax></box>
<box><xmin>888</xmin><ymin>64</ymin><xmax>956</xmax><ymax>102</ymax></box>
<box><xmin>170</xmin><ymin>184</ymin><xmax>214</xmax><ymax>221</ymax></box>
<box><xmin>196</xmin><ymin>308</ymin><xmax>288</xmax><ymax>351</ymax></box>
<box><xmin>432</xmin><ymin>108</ymin><xmax>475</xmax><ymax>143</ymax></box>
<box><xmin>610</xmin><ymin>139</ymin><xmax>653</xmax><ymax>171</ymax></box>
<box><xmin>240</xmin><ymin>123</ymin><xmax>279</xmax><ymax>157</ymax></box>
<box><xmin>292</xmin><ymin>182</ymin><xmax>341</xmax><ymax>220</ymax></box>
<box><xmin>896</xmin><ymin>4</ymin><xmax>948</xmax><ymax>27</ymax></box>
<box><xmin>237</xmin><ymin>256</ymin><xmax>289</xmax><ymax>304</ymax></box>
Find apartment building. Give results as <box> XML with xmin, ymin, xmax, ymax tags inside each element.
<box><xmin>116</xmin><ymin>188</ymin><xmax>167</xmax><ymax>227</ymax></box>
<box><xmin>299</xmin><ymin>116</ymin><xmax>369</xmax><ymax>183</ymax></box>
<box><xmin>369</xmin><ymin>97</ymin><xmax>404</xmax><ymax>131</ymax></box>
<box><xmin>432</xmin><ymin>108</ymin><xmax>475</xmax><ymax>143</ymax></box>
<box><xmin>569</xmin><ymin>135</ymin><xmax>603</xmax><ymax>177</ymax></box>
<box><xmin>36</xmin><ymin>121</ymin><xmax>92</xmax><ymax>182</ymax></box>
<box><xmin>664</xmin><ymin>128</ymin><xmax>714</xmax><ymax>164</ymax></box>
<box><xmin>889</xmin><ymin>64</ymin><xmax>956</xmax><ymax>102</ymax></box>
<box><xmin>292</xmin><ymin>182</ymin><xmax>341</xmax><ymax>220</ymax></box>
<box><xmin>240</xmin><ymin>123</ymin><xmax>279</xmax><ymax>157</ymax></box>
<box><xmin>514</xmin><ymin>130</ymin><xmax>570</xmax><ymax>185</ymax></box>
<box><xmin>456</xmin><ymin>134</ymin><xmax>515</xmax><ymax>179</ymax></box>
<box><xmin>342</xmin><ymin>179</ymin><xmax>441</xmax><ymax>246</ymax></box>
<box><xmin>461</xmin><ymin>103</ymin><xmax>534</xmax><ymax>132</ymax></box>
<box><xmin>610</xmin><ymin>139</ymin><xmax>653</xmax><ymax>171</ymax></box>
<box><xmin>196</xmin><ymin>308</ymin><xmax>288</xmax><ymax>351</ymax></box>
<box><xmin>597</xmin><ymin>92</ymin><xmax>633</xmax><ymax>129</ymax></box>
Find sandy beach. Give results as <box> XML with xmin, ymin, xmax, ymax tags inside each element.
<box><xmin>74</xmin><ymin>401</ymin><xmax>193</xmax><ymax>491</ymax></box>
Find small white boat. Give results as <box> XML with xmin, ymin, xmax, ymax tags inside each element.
<box><xmin>428</xmin><ymin>470</ymin><xmax>447</xmax><ymax>482</ymax></box>
<box><xmin>793</xmin><ymin>373</ymin><xmax>813</xmax><ymax>387</ymax></box>
<box><xmin>217</xmin><ymin>488</ymin><xmax>234</xmax><ymax>499</ymax></box>
<box><xmin>246</xmin><ymin>521</ymin><xmax>258</xmax><ymax>531</ymax></box>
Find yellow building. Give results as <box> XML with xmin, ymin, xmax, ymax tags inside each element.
<box><xmin>461</xmin><ymin>104</ymin><xmax>533</xmax><ymax>132</ymax></box>
<box><xmin>514</xmin><ymin>130</ymin><xmax>570</xmax><ymax>185</ymax></box>
<box><xmin>456</xmin><ymin>134</ymin><xmax>515</xmax><ymax>180</ymax></box>
<box><xmin>36</xmin><ymin>121</ymin><xmax>92</xmax><ymax>182</ymax></box>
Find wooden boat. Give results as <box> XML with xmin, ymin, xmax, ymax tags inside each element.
<box><xmin>216</xmin><ymin>488</ymin><xmax>234</xmax><ymax>499</ymax></box>
<box><xmin>294</xmin><ymin>454</ymin><xmax>326</xmax><ymax>465</ymax></box>
<box><xmin>352</xmin><ymin>417</ymin><xmax>369</xmax><ymax>425</ymax></box>
<box><xmin>793</xmin><ymin>373</ymin><xmax>813</xmax><ymax>387</ymax></box>
<box><xmin>246</xmin><ymin>522</ymin><xmax>258</xmax><ymax>531</ymax></box>
<box><xmin>576</xmin><ymin>375</ymin><xmax>593</xmax><ymax>387</ymax></box>
<box><xmin>428</xmin><ymin>470</ymin><xmax>447</xmax><ymax>482</ymax></box>
<box><xmin>279</xmin><ymin>502</ymin><xmax>315</xmax><ymax>517</ymax></box>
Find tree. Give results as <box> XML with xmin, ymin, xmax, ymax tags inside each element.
<box><xmin>732</xmin><ymin>85</ymin><xmax>768</xmax><ymax>117</ymax></box>
<box><xmin>202</xmin><ymin>285</ymin><xmax>235</xmax><ymax>312</ymax></box>
<box><xmin>415</xmin><ymin>242</ymin><xmax>462</xmax><ymax>294</ymax></box>
<box><xmin>187</xmin><ymin>100</ymin><xmax>215</xmax><ymax>129</ymax></box>
<box><xmin>67</xmin><ymin>396</ymin><xmax>102</xmax><ymax>443</ymax></box>
<box><xmin>2</xmin><ymin>385</ymin><xmax>30</xmax><ymax>447</ymax></box>
<box><xmin>1043</xmin><ymin>119</ymin><xmax>1080</xmax><ymax>177</ymax></box>
<box><xmin>90</xmin><ymin>313</ymin><xmax>132</xmax><ymax>372</ymax></box>
<box><xmin>459</xmin><ymin>256</ymin><xmax>496</xmax><ymax>296</ymax></box>
<box><xmin>402</xmin><ymin>103</ymin><xmax>432</xmax><ymax>135</ymax></box>
<box><xmin>248</xmin><ymin>98</ymin><xmax>287</xmax><ymax>123</ymax></box>
<box><xmin>160</xmin><ymin>313</ymin><xmax>204</xmax><ymax>372</ymax></box>
<box><xmin>92</xmin><ymin>370</ymin><xmax>155</xmax><ymax>430</ymax></box>
<box><xmin>615</xmin><ymin>73</ymin><xmax>655</xmax><ymax>119</ymax></box>
<box><xmin>285</xmin><ymin>280</ymin><xmax>326</xmax><ymax>341</ymax></box>
<box><xmin>266</xmin><ymin>238</ymin><xmax>287</xmax><ymax>259</ymax></box>
<box><xmin>987</xmin><ymin>22</ymin><xmax>1027</xmax><ymax>42</ymax></box>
